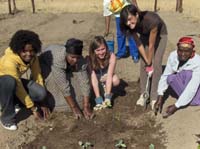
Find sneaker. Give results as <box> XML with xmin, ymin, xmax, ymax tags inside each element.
<box><xmin>1</xmin><ymin>122</ymin><xmax>17</xmax><ymax>131</ymax></box>
<box><xmin>132</xmin><ymin>56</ymin><xmax>139</xmax><ymax>63</ymax></box>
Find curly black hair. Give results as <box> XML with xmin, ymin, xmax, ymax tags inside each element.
<box><xmin>9</xmin><ymin>30</ymin><xmax>42</xmax><ymax>54</ymax></box>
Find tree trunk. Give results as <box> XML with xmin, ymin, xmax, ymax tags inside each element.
<box><xmin>176</xmin><ymin>0</ymin><xmax>183</xmax><ymax>13</ymax></box>
<box><xmin>154</xmin><ymin>0</ymin><xmax>157</xmax><ymax>12</ymax></box>
<box><xmin>31</xmin><ymin>0</ymin><xmax>35</xmax><ymax>13</ymax></box>
<box><xmin>8</xmin><ymin>0</ymin><xmax>12</xmax><ymax>14</ymax></box>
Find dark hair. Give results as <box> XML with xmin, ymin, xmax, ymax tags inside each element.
<box><xmin>9</xmin><ymin>30</ymin><xmax>42</xmax><ymax>54</ymax></box>
<box><xmin>65</xmin><ymin>38</ymin><xmax>83</xmax><ymax>55</ymax></box>
<box><xmin>120</xmin><ymin>4</ymin><xmax>139</xmax><ymax>35</ymax></box>
<box><xmin>89</xmin><ymin>36</ymin><xmax>110</xmax><ymax>70</ymax></box>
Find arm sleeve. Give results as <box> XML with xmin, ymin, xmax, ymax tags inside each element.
<box><xmin>157</xmin><ymin>53</ymin><xmax>174</xmax><ymax>95</ymax></box>
<box><xmin>51</xmin><ymin>65</ymin><xmax>71</xmax><ymax>97</ymax></box>
<box><xmin>31</xmin><ymin>56</ymin><xmax>44</xmax><ymax>86</ymax></box>
<box><xmin>76</xmin><ymin>59</ymin><xmax>90</xmax><ymax>97</ymax></box>
<box><xmin>103</xmin><ymin>0</ymin><xmax>112</xmax><ymax>16</ymax></box>
<box><xmin>4</xmin><ymin>60</ymin><xmax>34</xmax><ymax>108</ymax></box>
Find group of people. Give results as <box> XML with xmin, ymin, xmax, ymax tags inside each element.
<box><xmin>0</xmin><ymin>2</ymin><xmax>200</xmax><ymax>131</ymax></box>
<box><xmin>0</xmin><ymin>30</ymin><xmax>120</xmax><ymax>131</ymax></box>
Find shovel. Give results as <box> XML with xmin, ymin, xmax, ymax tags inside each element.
<box><xmin>136</xmin><ymin>74</ymin><xmax>151</xmax><ymax>108</ymax></box>
<box><xmin>143</xmin><ymin>74</ymin><xmax>151</xmax><ymax>109</ymax></box>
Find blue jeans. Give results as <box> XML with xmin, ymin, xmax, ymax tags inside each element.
<box><xmin>115</xmin><ymin>17</ymin><xmax>139</xmax><ymax>59</ymax></box>
<box><xmin>0</xmin><ymin>75</ymin><xmax>47</xmax><ymax>124</ymax></box>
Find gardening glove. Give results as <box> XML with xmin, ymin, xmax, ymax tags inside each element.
<box><xmin>145</xmin><ymin>65</ymin><xmax>154</xmax><ymax>77</ymax></box>
<box><xmin>102</xmin><ymin>93</ymin><xmax>112</xmax><ymax>108</ymax></box>
<box><xmin>93</xmin><ymin>96</ymin><xmax>104</xmax><ymax>111</ymax></box>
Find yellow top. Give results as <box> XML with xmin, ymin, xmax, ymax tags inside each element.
<box><xmin>0</xmin><ymin>47</ymin><xmax>44</xmax><ymax>108</ymax></box>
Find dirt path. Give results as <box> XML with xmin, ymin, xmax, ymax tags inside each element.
<box><xmin>0</xmin><ymin>10</ymin><xmax>200</xmax><ymax>149</ymax></box>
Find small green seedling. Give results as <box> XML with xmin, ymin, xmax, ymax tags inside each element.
<box><xmin>198</xmin><ymin>144</ymin><xmax>200</xmax><ymax>149</ymax></box>
<box><xmin>149</xmin><ymin>144</ymin><xmax>155</xmax><ymax>149</ymax></box>
<box><xmin>115</xmin><ymin>139</ymin><xmax>127</xmax><ymax>148</ymax></box>
<box><xmin>78</xmin><ymin>141</ymin><xmax>93</xmax><ymax>149</ymax></box>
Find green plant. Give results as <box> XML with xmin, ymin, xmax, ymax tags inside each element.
<box><xmin>115</xmin><ymin>139</ymin><xmax>127</xmax><ymax>148</ymax></box>
<box><xmin>78</xmin><ymin>141</ymin><xmax>93</xmax><ymax>149</ymax></box>
<box><xmin>149</xmin><ymin>144</ymin><xmax>155</xmax><ymax>149</ymax></box>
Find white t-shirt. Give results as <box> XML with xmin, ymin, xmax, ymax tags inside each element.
<box><xmin>103</xmin><ymin>0</ymin><xmax>130</xmax><ymax>17</ymax></box>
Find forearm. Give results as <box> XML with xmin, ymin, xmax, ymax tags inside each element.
<box><xmin>64</xmin><ymin>95</ymin><xmax>77</xmax><ymax>109</ymax></box>
<box><xmin>83</xmin><ymin>96</ymin><xmax>90</xmax><ymax>108</ymax></box>
<box><xmin>138</xmin><ymin>45</ymin><xmax>149</xmax><ymax>65</ymax></box>
<box><xmin>106</xmin><ymin>75</ymin><xmax>112</xmax><ymax>94</ymax></box>
<box><xmin>147</xmin><ymin>46</ymin><xmax>155</xmax><ymax>65</ymax></box>
<box><xmin>105</xmin><ymin>16</ymin><xmax>111</xmax><ymax>34</ymax></box>
<box><xmin>91</xmin><ymin>72</ymin><xmax>101</xmax><ymax>97</ymax></box>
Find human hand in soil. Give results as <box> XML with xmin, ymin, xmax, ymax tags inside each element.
<box><xmin>72</xmin><ymin>106</ymin><xmax>83</xmax><ymax>119</ymax></box>
<box><xmin>162</xmin><ymin>104</ymin><xmax>178</xmax><ymax>118</ymax></box>
<box><xmin>154</xmin><ymin>95</ymin><xmax>164</xmax><ymax>115</ymax></box>
<box><xmin>41</xmin><ymin>106</ymin><xmax>51</xmax><ymax>120</ymax></box>
<box><xmin>31</xmin><ymin>106</ymin><xmax>43</xmax><ymax>120</ymax></box>
<box><xmin>83</xmin><ymin>106</ymin><xmax>94</xmax><ymax>120</ymax></box>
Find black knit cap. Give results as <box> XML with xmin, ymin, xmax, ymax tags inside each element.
<box><xmin>65</xmin><ymin>38</ymin><xmax>83</xmax><ymax>55</ymax></box>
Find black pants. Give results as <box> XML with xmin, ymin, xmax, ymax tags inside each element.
<box><xmin>0</xmin><ymin>75</ymin><xmax>46</xmax><ymax>124</ymax></box>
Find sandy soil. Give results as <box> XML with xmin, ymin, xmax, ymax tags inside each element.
<box><xmin>0</xmin><ymin>2</ymin><xmax>200</xmax><ymax>149</ymax></box>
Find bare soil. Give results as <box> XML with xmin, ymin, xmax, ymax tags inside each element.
<box><xmin>21</xmin><ymin>82</ymin><xmax>165</xmax><ymax>149</ymax></box>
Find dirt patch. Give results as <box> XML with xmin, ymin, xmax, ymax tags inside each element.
<box><xmin>21</xmin><ymin>82</ymin><xmax>166</xmax><ymax>149</ymax></box>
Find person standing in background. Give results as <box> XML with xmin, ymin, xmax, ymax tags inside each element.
<box><xmin>103</xmin><ymin>0</ymin><xmax>139</xmax><ymax>63</ymax></box>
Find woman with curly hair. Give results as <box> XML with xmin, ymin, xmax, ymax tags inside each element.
<box><xmin>88</xmin><ymin>36</ymin><xmax>120</xmax><ymax>110</ymax></box>
<box><xmin>0</xmin><ymin>30</ymin><xmax>50</xmax><ymax>131</ymax></box>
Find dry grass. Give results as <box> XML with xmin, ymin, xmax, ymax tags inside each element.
<box><xmin>0</xmin><ymin>0</ymin><xmax>200</xmax><ymax>19</ymax></box>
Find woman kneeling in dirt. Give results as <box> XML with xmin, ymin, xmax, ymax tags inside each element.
<box><xmin>0</xmin><ymin>30</ymin><xmax>50</xmax><ymax>131</ymax></box>
<box><xmin>88</xmin><ymin>36</ymin><xmax>120</xmax><ymax>110</ymax></box>
<box><xmin>39</xmin><ymin>38</ymin><xmax>94</xmax><ymax>120</ymax></box>
<box><xmin>155</xmin><ymin>37</ymin><xmax>200</xmax><ymax>118</ymax></box>
<box><xmin>120</xmin><ymin>5</ymin><xmax>168</xmax><ymax>109</ymax></box>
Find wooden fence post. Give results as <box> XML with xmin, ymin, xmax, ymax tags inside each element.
<box><xmin>8</xmin><ymin>0</ymin><xmax>12</xmax><ymax>14</ymax></box>
<box><xmin>154</xmin><ymin>0</ymin><xmax>157</xmax><ymax>12</ymax></box>
<box><xmin>31</xmin><ymin>0</ymin><xmax>35</xmax><ymax>13</ymax></box>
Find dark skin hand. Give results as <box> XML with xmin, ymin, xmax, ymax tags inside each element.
<box><xmin>31</xmin><ymin>106</ymin><xmax>51</xmax><ymax>120</ymax></box>
<box><xmin>162</xmin><ymin>104</ymin><xmax>178</xmax><ymax>118</ymax></box>
<box><xmin>154</xmin><ymin>95</ymin><xmax>164</xmax><ymax>115</ymax></box>
<box><xmin>82</xmin><ymin>96</ymin><xmax>94</xmax><ymax>120</ymax></box>
<box><xmin>41</xmin><ymin>106</ymin><xmax>51</xmax><ymax>120</ymax></box>
<box><xmin>65</xmin><ymin>96</ymin><xmax>83</xmax><ymax>119</ymax></box>
<box><xmin>32</xmin><ymin>110</ymin><xmax>43</xmax><ymax>120</ymax></box>
<box><xmin>72</xmin><ymin>106</ymin><xmax>83</xmax><ymax>119</ymax></box>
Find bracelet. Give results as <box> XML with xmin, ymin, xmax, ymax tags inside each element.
<box><xmin>145</xmin><ymin>62</ymin><xmax>152</xmax><ymax>67</ymax></box>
